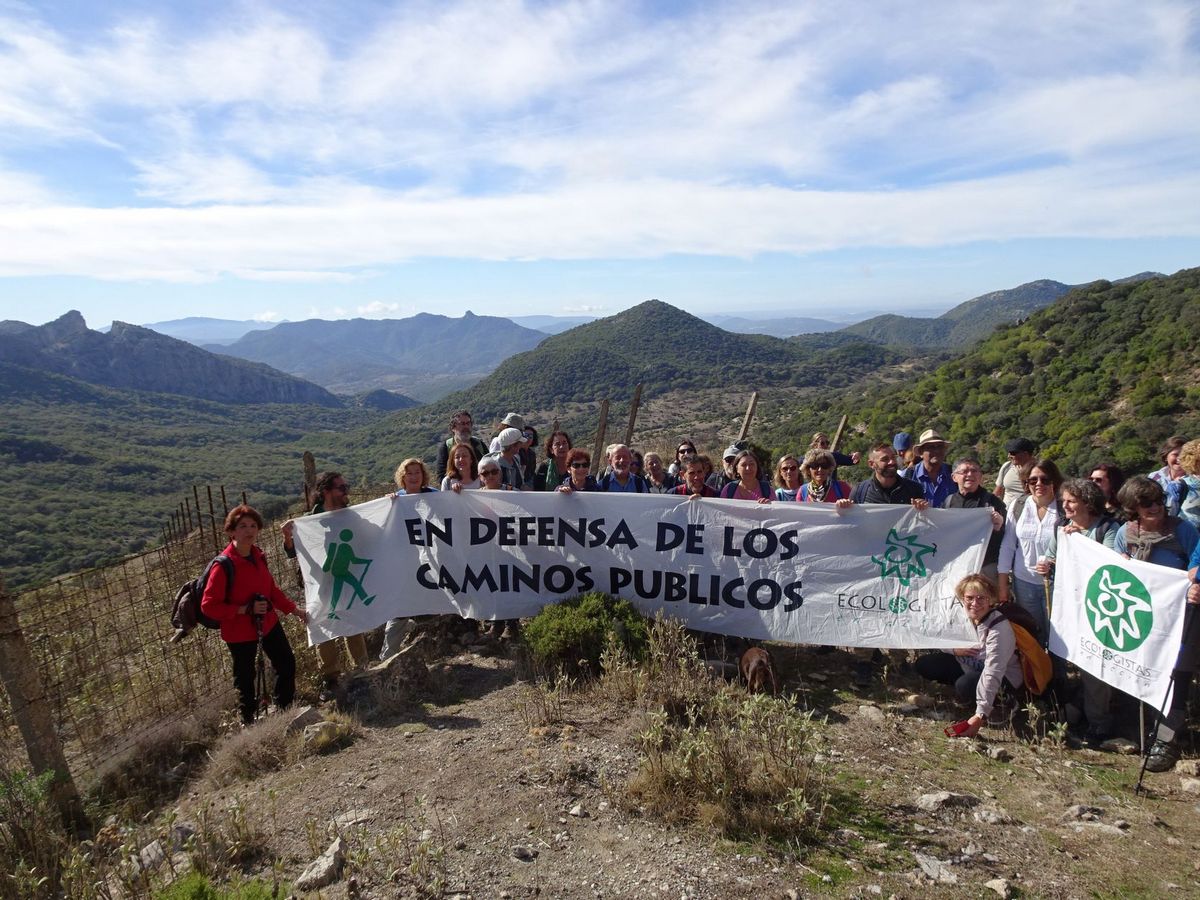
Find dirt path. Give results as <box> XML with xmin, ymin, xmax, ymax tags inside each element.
<box><xmin>183</xmin><ymin>645</ymin><xmax>1200</xmax><ymax>899</ymax></box>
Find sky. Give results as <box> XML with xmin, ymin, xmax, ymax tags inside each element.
<box><xmin>1</xmin><ymin>0</ymin><xmax>1199</xmax><ymax>328</ymax></box>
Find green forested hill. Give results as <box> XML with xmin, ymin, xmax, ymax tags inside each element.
<box><xmin>838</xmin><ymin>279</ymin><xmax>1075</xmax><ymax>348</ymax></box>
<box><xmin>759</xmin><ymin>269</ymin><xmax>1200</xmax><ymax>476</ymax></box>
<box><xmin>318</xmin><ymin>300</ymin><xmax>905</xmax><ymax>478</ymax></box>
<box><xmin>0</xmin><ymin>364</ymin><xmax>387</xmax><ymax>589</ymax></box>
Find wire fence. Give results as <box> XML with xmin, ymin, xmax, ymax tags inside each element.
<box><xmin>0</xmin><ymin>484</ymin><xmax>324</xmax><ymax>786</ymax></box>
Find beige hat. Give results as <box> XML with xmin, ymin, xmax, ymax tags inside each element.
<box><xmin>500</xmin><ymin>412</ymin><xmax>526</xmax><ymax>430</ymax></box>
<box><xmin>914</xmin><ymin>428</ymin><xmax>949</xmax><ymax>451</ymax></box>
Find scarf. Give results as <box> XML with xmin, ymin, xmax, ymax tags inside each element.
<box><xmin>1124</xmin><ymin>518</ymin><xmax>1183</xmax><ymax>562</ymax></box>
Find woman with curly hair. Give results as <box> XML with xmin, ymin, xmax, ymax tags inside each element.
<box><xmin>1168</xmin><ymin>439</ymin><xmax>1200</xmax><ymax>527</ymax></box>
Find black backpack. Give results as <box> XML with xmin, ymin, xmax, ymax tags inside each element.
<box><xmin>170</xmin><ymin>554</ymin><xmax>234</xmax><ymax>643</ymax></box>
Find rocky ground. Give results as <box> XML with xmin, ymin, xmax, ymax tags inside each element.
<box><xmin>162</xmin><ymin>635</ymin><xmax>1200</xmax><ymax>899</ymax></box>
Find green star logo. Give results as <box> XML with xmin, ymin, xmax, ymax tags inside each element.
<box><xmin>1085</xmin><ymin>565</ymin><xmax>1154</xmax><ymax>652</ymax></box>
<box><xmin>871</xmin><ymin>529</ymin><xmax>936</xmax><ymax>586</ymax></box>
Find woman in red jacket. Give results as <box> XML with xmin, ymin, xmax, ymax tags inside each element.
<box><xmin>201</xmin><ymin>504</ymin><xmax>309</xmax><ymax>724</ymax></box>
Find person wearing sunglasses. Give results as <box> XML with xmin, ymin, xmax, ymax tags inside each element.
<box><xmin>668</xmin><ymin>439</ymin><xmax>698</xmax><ymax>478</ymax></box>
<box><xmin>280</xmin><ymin>470</ymin><xmax>369</xmax><ymax>700</ymax></box>
<box><xmin>773</xmin><ymin>454</ymin><xmax>803</xmax><ymax>501</ymax></box>
<box><xmin>556</xmin><ymin>449</ymin><xmax>600</xmax><ymax>493</ymax></box>
<box><xmin>997</xmin><ymin>458</ymin><xmax>1064</xmax><ymax>645</ymax></box>
<box><xmin>477</xmin><ymin>460</ymin><xmax>513</xmax><ymax>491</ymax></box>
<box><xmin>1113</xmin><ymin>475</ymin><xmax>1200</xmax><ymax>772</ymax></box>
<box><xmin>798</xmin><ymin>449</ymin><xmax>854</xmax><ymax>506</ymax></box>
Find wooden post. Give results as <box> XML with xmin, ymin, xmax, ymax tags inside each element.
<box><xmin>830</xmin><ymin>415</ymin><xmax>849</xmax><ymax>454</ymax></box>
<box><xmin>184</xmin><ymin>496</ymin><xmax>194</xmax><ymax>532</ymax></box>
<box><xmin>241</xmin><ymin>490</ymin><xmax>248</xmax><ymax>506</ymax></box>
<box><xmin>206</xmin><ymin>485</ymin><xmax>219</xmax><ymax>550</ymax></box>
<box><xmin>219</xmin><ymin>485</ymin><xmax>230</xmax><ymax>519</ymax></box>
<box><xmin>192</xmin><ymin>485</ymin><xmax>204</xmax><ymax>540</ymax></box>
<box><xmin>623</xmin><ymin>383</ymin><xmax>643</xmax><ymax>447</ymax></box>
<box><xmin>0</xmin><ymin>578</ymin><xmax>88</xmax><ymax>832</ymax></box>
<box><xmin>303</xmin><ymin>451</ymin><xmax>317</xmax><ymax>510</ymax></box>
<box><xmin>737</xmin><ymin>391</ymin><xmax>759</xmax><ymax>442</ymax></box>
<box><xmin>591</xmin><ymin>400</ymin><xmax>610</xmax><ymax>476</ymax></box>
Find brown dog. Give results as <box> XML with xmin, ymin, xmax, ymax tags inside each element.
<box><xmin>739</xmin><ymin>646</ymin><xmax>780</xmax><ymax>696</ymax></box>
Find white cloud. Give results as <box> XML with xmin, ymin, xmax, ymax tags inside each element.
<box><xmin>0</xmin><ymin>0</ymin><xmax>1196</xmax><ymax>277</ymax></box>
<box><xmin>250</xmin><ymin>310</ymin><xmax>284</xmax><ymax>322</ymax></box>
<box><xmin>1</xmin><ymin>164</ymin><xmax>1198</xmax><ymax>283</ymax></box>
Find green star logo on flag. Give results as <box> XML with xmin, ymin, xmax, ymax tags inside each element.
<box><xmin>871</xmin><ymin>529</ymin><xmax>936</xmax><ymax>586</ymax></box>
<box><xmin>1085</xmin><ymin>565</ymin><xmax>1154</xmax><ymax>652</ymax></box>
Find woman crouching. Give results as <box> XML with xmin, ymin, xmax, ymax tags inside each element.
<box><xmin>201</xmin><ymin>504</ymin><xmax>309</xmax><ymax>725</ymax></box>
<box><xmin>915</xmin><ymin>574</ymin><xmax>1024</xmax><ymax>737</ymax></box>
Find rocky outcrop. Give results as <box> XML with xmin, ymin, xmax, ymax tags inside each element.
<box><xmin>0</xmin><ymin>311</ymin><xmax>342</xmax><ymax>406</ymax></box>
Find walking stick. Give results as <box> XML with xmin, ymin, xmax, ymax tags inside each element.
<box><xmin>253</xmin><ymin>608</ymin><xmax>269</xmax><ymax>720</ymax></box>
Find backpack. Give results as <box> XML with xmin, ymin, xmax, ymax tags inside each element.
<box><xmin>991</xmin><ymin>603</ymin><xmax>1052</xmax><ymax>695</ymax></box>
<box><xmin>170</xmin><ymin>554</ymin><xmax>234</xmax><ymax>643</ymax></box>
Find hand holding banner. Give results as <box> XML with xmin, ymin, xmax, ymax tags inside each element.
<box><xmin>293</xmin><ymin>492</ymin><xmax>992</xmax><ymax>650</ymax></box>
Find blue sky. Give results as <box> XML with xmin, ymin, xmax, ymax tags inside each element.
<box><xmin>1</xmin><ymin>0</ymin><xmax>1198</xmax><ymax>328</ymax></box>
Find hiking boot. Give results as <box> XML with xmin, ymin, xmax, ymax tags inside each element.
<box><xmin>1145</xmin><ymin>739</ymin><xmax>1180</xmax><ymax>773</ymax></box>
<box><xmin>501</xmin><ymin>621</ymin><xmax>521</xmax><ymax>641</ymax></box>
<box><xmin>318</xmin><ymin>675</ymin><xmax>338</xmax><ymax>703</ymax></box>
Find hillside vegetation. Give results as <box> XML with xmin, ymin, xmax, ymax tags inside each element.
<box><xmin>0</xmin><ymin>365</ymin><xmax>386</xmax><ymax>588</ymax></box>
<box><xmin>759</xmin><ymin>269</ymin><xmax>1200</xmax><ymax>476</ymax></box>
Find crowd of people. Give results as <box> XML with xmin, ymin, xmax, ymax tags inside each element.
<box><xmin>209</xmin><ymin>409</ymin><xmax>1200</xmax><ymax>774</ymax></box>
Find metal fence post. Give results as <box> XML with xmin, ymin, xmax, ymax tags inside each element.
<box><xmin>0</xmin><ymin>577</ymin><xmax>88</xmax><ymax>832</ymax></box>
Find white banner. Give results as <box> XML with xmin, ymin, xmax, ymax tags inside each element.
<box><xmin>1049</xmin><ymin>532</ymin><xmax>1188</xmax><ymax>712</ymax></box>
<box><xmin>293</xmin><ymin>492</ymin><xmax>992</xmax><ymax>649</ymax></box>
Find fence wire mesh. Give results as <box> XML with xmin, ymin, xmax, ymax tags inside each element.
<box><xmin>0</xmin><ymin>484</ymin><xmax>322</xmax><ymax>785</ymax></box>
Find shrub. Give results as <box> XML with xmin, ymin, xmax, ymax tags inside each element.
<box><xmin>0</xmin><ymin>767</ymin><xmax>71</xmax><ymax>900</ymax></box>
<box><xmin>621</xmin><ymin>617</ymin><xmax>829</xmax><ymax>848</ymax></box>
<box><xmin>523</xmin><ymin>592</ymin><xmax>649</xmax><ymax>676</ymax></box>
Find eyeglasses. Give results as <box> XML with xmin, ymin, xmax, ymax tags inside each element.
<box><xmin>955</xmin><ymin>468</ymin><xmax>981</xmax><ymax>476</ymax></box>
<box><xmin>1137</xmin><ymin>499</ymin><xmax>1164</xmax><ymax>509</ymax></box>
<box><xmin>570</xmin><ymin>462</ymin><xmax>590</xmax><ymax>469</ymax></box>
<box><xmin>780</xmin><ymin>465</ymin><xmax>799</xmax><ymax>472</ymax></box>
<box><xmin>1026</xmin><ymin>476</ymin><xmax>1053</xmax><ymax>485</ymax></box>
<box><xmin>480</xmin><ymin>469</ymin><xmax>500</xmax><ymax>477</ymax></box>
<box><xmin>961</xmin><ymin>593</ymin><xmax>990</xmax><ymax>604</ymax></box>
<box><xmin>678</xmin><ymin>447</ymin><xmax>694</xmax><ymax>455</ymax></box>
<box><xmin>809</xmin><ymin>463</ymin><xmax>831</xmax><ymax>471</ymax></box>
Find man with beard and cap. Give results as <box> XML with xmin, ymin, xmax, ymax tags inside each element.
<box><xmin>905</xmin><ymin>429</ymin><xmax>955</xmax><ymax>508</ymax></box>
<box><xmin>994</xmin><ymin>437</ymin><xmax>1036</xmax><ymax>503</ymax></box>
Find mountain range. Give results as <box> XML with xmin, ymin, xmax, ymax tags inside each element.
<box><xmin>210</xmin><ymin>312</ymin><xmax>549</xmax><ymax>398</ymax></box>
<box><xmin>0</xmin><ymin>311</ymin><xmax>342</xmax><ymax>406</ymax></box>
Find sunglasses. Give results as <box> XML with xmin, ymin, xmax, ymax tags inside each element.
<box><xmin>1026</xmin><ymin>476</ymin><xmax>1053</xmax><ymax>485</ymax></box>
<box><xmin>570</xmin><ymin>461</ymin><xmax>590</xmax><ymax>469</ymax></box>
<box><xmin>1137</xmin><ymin>499</ymin><xmax>1164</xmax><ymax>509</ymax></box>
<box><xmin>480</xmin><ymin>469</ymin><xmax>500</xmax><ymax>477</ymax></box>
<box><xmin>780</xmin><ymin>465</ymin><xmax>799</xmax><ymax>472</ymax></box>
<box><xmin>809</xmin><ymin>463</ymin><xmax>831</xmax><ymax>471</ymax></box>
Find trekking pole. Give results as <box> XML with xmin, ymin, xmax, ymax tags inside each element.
<box><xmin>1136</xmin><ymin>675</ymin><xmax>1177</xmax><ymax>795</ymax></box>
<box><xmin>1136</xmin><ymin>600</ymin><xmax>1200</xmax><ymax>794</ymax></box>
<box><xmin>253</xmin><ymin>609</ymin><xmax>269</xmax><ymax>720</ymax></box>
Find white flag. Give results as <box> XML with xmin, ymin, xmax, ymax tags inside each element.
<box><xmin>1049</xmin><ymin>531</ymin><xmax>1189</xmax><ymax>712</ymax></box>
<box><xmin>292</xmin><ymin>491</ymin><xmax>991</xmax><ymax>650</ymax></box>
